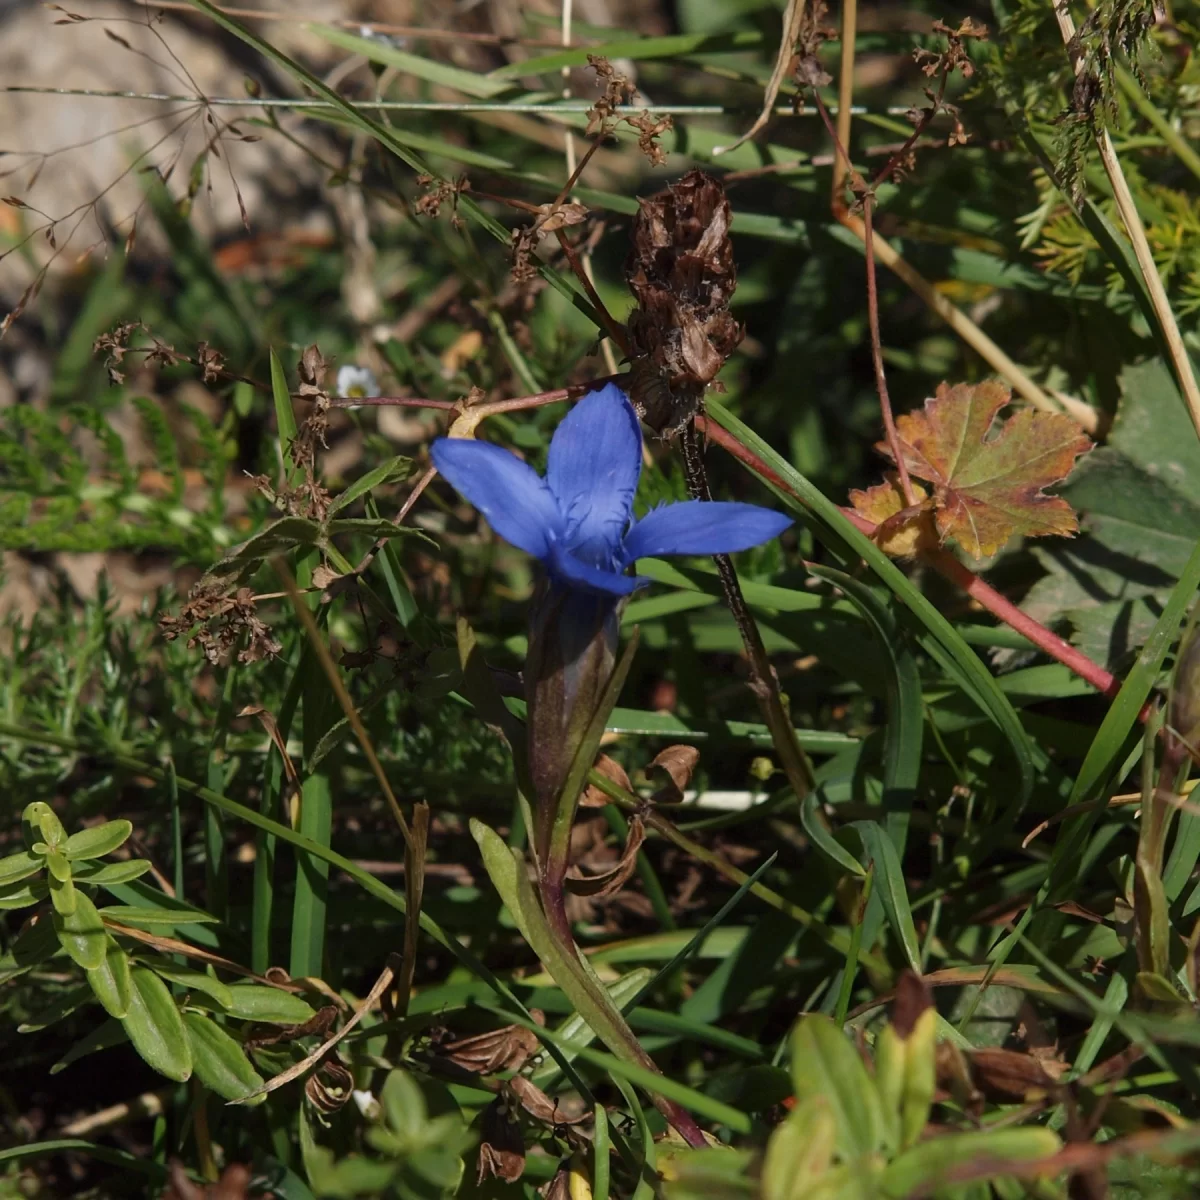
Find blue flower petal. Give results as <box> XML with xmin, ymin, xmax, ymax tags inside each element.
<box><xmin>431</xmin><ymin>437</ymin><xmax>562</xmax><ymax>559</ymax></box>
<box><xmin>622</xmin><ymin>500</ymin><xmax>792</xmax><ymax>563</ymax></box>
<box><xmin>547</xmin><ymin>540</ymin><xmax>647</xmax><ymax>597</ymax></box>
<box><xmin>546</xmin><ymin>384</ymin><xmax>642</xmax><ymax>563</ymax></box>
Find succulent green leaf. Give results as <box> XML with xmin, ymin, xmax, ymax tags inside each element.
<box><xmin>63</xmin><ymin>820</ymin><xmax>134</xmax><ymax>861</ymax></box>
<box><xmin>122</xmin><ymin>967</ymin><xmax>193</xmax><ymax>1082</ymax></box>
<box><xmin>0</xmin><ymin>849</ymin><xmax>45</xmax><ymax>888</ymax></box>
<box><xmin>70</xmin><ymin>859</ymin><xmax>153</xmax><ymax>888</ymax></box>
<box><xmin>790</xmin><ymin>1014</ymin><xmax>887</xmax><ymax>1161</ymax></box>
<box><xmin>53</xmin><ymin>889</ymin><xmax>108</xmax><ymax>970</ymax></box>
<box><xmin>183</xmin><ymin>1012</ymin><xmax>265</xmax><ymax>1103</ymax></box>
<box><xmin>87</xmin><ymin>941</ymin><xmax>135</xmax><ymax>1019</ymax></box>
<box><xmin>880</xmin><ymin>1128</ymin><xmax>1060</xmax><ymax>1197</ymax></box>
<box><xmin>48</xmin><ymin>868</ymin><xmax>77</xmax><ymax>917</ymax></box>
<box><xmin>0</xmin><ymin>877</ymin><xmax>48</xmax><ymax>911</ymax></box>
<box><xmin>208</xmin><ymin>983</ymin><xmax>316</xmax><ymax>1024</ymax></box>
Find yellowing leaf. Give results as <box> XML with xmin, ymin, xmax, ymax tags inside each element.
<box><xmin>879</xmin><ymin>382</ymin><xmax>1091</xmax><ymax>559</ymax></box>
<box><xmin>848</xmin><ymin>476</ymin><xmax>936</xmax><ymax>558</ymax></box>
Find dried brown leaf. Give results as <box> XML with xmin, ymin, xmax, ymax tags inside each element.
<box><xmin>566</xmin><ymin>815</ymin><xmax>645</xmax><ymax>898</ymax></box>
<box><xmin>478</xmin><ymin>1099</ymin><xmax>525</xmax><ymax>1183</ymax></box>
<box><xmin>439</xmin><ymin>1013</ymin><xmax>544</xmax><ymax>1076</ymax></box>
<box><xmin>580</xmin><ymin>754</ymin><xmax>632</xmax><ymax>808</ymax></box>
<box><xmin>649</xmin><ymin>745</ymin><xmax>700</xmax><ymax>803</ymax></box>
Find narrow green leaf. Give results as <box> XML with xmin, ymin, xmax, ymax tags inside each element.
<box><xmin>98</xmin><ymin>905</ymin><xmax>220</xmax><ymax>927</ymax></box>
<box><xmin>307</xmin><ymin>25</ymin><xmax>512</xmax><ymax>96</ymax></box>
<box><xmin>18</xmin><ymin>983</ymin><xmax>94</xmax><ymax>1032</ymax></box>
<box><xmin>122</xmin><ymin>967</ymin><xmax>193</xmax><ymax>1082</ymax></box>
<box><xmin>71</xmin><ymin>859</ymin><xmax>153</xmax><ymax>887</ymax></box>
<box><xmin>87</xmin><ymin>941</ymin><xmax>134</xmax><ymax>1019</ymax></box>
<box><xmin>270</xmin><ymin>347</ymin><xmax>299</xmax><ymax>485</ymax></box>
<box><xmin>704</xmin><ymin>398</ymin><xmax>1036</xmax><ymax>805</ymax></box>
<box><xmin>328</xmin><ymin>456</ymin><xmax>413</xmax><ymax>515</ymax></box>
<box><xmin>53</xmin><ymin>889</ymin><xmax>107</xmax><ymax>970</ymax></box>
<box><xmin>0</xmin><ymin>1139</ymin><xmax>166</xmax><ymax>1180</ymax></box>
<box><xmin>530</xmin><ymin>969</ymin><xmax>654</xmax><ymax>1088</ymax></box>
<box><xmin>50</xmin><ymin>1019</ymin><xmax>127</xmax><ymax>1075</ymax></box>
<box><xmin>183</xmin><ymin>1012</ymin><xmax>265</xmax><ymax>1103</ymax></box>
<box><xmin>851</xmin><ymin>823</ymin><xmax>922</xmax><ymax>973</ymax></box>
<box><xmin>62</xmin><ymin>820</ymin><xmax>133</xmax><ymax>861</ymax></box>
<box><xmin>801</xmin><ymin>793</ymin><xmax>867</xmax><ymax>877</ymax></box>
<box><xmin>489</xmin><ymin>29</ymin><xmax>763</xmax><ymax>77</ymax></box>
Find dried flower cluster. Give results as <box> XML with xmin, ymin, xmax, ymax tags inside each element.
<box><xmin>624</xmin><ymin>170</ymin><xmax>742</xmax><ymax>435</ymax></box>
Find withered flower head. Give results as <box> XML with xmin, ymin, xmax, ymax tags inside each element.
<box><xmin>625</xmin><ymin>170</ymin><xmax>742</xmax><ymax>435</ymax></box>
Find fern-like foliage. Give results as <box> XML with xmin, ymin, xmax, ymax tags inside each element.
<box><xmin>0</xmin><ymin>397</ymin><xmax>233</xmax><ymax>553</ymax></box>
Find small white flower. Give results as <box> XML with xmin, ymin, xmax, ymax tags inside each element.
<box><xmin>336</xmin><ymin>364</ymin><xmax>381</xmax><ymax>403</ymax></box>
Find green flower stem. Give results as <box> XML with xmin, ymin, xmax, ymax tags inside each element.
<box><xmin>585</xmin><ymin>767</ymin><xmax>894</xmax><ymax>982</ymax></box>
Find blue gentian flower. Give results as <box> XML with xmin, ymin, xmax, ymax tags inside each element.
<box><xmin>430</xmin><ymin>382</ymin><xmax>792</xmax><ymax>594</ymax></box>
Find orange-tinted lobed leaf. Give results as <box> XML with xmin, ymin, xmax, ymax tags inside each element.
<box><xmin>877</xmin><ymin>381</ymin><xmax>1092</xmax><ymax>559</ymax></box>
<box><xmin>849</xmin><ymin>475</ymin><xmax>936</xmax><ymax>558</ymax></box>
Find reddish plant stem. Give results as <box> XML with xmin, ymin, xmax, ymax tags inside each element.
<box><xmin>809</xmin><ymin>91</ymin><xmax>915</xmax><ymax>505</ymax></box>
<box><xmin>694</xmin><ymin>415</ymin><xmax>1121</xmax><ymax>701</ymax></box>
<box><xmin>861</xmin><ymin>197</ymin><xmax>916</xmax><ymax>504</ymax></box>
<box><xmin>555</xmin><ymin>229</ymin><xmax>632</xmax><ymax>356</ymax></box>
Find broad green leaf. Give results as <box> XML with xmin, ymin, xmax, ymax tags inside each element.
<box><xmin>880</xmin><ymin>1127</ymin><xmax>1060</xmax><ymax>1197</ymax></box>
<box><xmin>761</xmin><ymin>1096</ymin><xmax>837</xmax><ymax>1200</ymax></box>
<box><xmin>790</xmin><ymin>1014</ymin><xmax>886</xmax><ymax>1160</ymax></box>
<box><xmin>53</xmin><ymin>889</ymin><xmax>107</xmax><ymax>970</ymax></box>
<box><xmin>0</xmin><ymin>849</ymin><xmax>45</xmax><ymax>888</ymax></box>
<box><xmin>123</xmin><ymin>967</ymin><xmax>193</xmax><ymax>1081</ymax></box>
<box><xmin>87</xmin><ymin>941</ymin><xmax>134</xmax><ymax>1019</ymax></box>
<box><xmin>328</xmin><ymin>456</ymin><xmax>413</xmax><ymax>515</ymax></box>
<box><xmin>183</xmin><ymin>1012</ymin><xmax>265</xmax><ymax>1103</ymax></box>
<box><xmin>212</xmin><ymin>983</ymin><xmax>316</xmax><ymax>1024</ymax></box>
<box><xmin>1024</xmin><ymin>361</ymin><xmax>1200</xmax><ymax>668</ymax></box>
<box><xmin>62</xmin><ymin>820</ymin><xmax>133</xmax><ymax>861</ymax></box>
